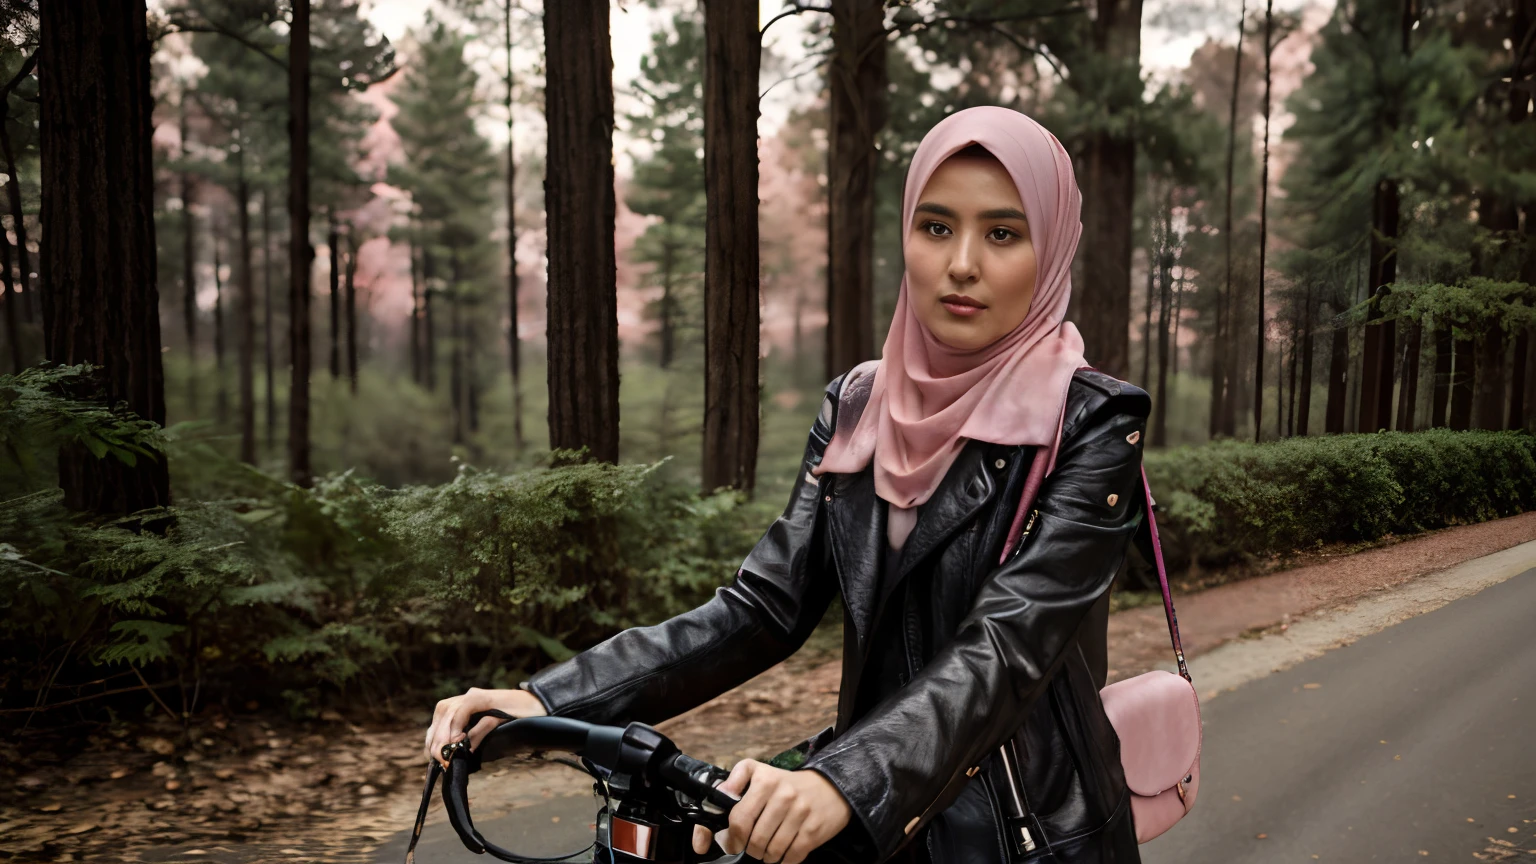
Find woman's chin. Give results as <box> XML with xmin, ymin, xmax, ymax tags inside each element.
<box><xmin>930</xmin><ymin>323</ymin><xmax>998</xmax><ymax>352</ymax></box>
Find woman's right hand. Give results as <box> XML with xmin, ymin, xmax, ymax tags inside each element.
<box><xmin>424</xmin><ymin>687</ymin><xmax>548</xmax><ymax>768</ymax></box>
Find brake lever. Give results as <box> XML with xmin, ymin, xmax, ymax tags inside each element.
<box><xmin>659</xmin><ymin>752</ymin><xmax>741</xmax><ymax>833</ymax></box>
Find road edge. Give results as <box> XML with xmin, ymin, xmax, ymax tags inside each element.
<box><xmin>1173</xmin><ymin>538</ymin><xmax>1536</xmax><ymax>700</ymax></box>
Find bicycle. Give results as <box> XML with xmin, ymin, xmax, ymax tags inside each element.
<box><xmin>405</xmin><ymin>709</ymin><xmax>755</xmax><ymax>864</ymax></box>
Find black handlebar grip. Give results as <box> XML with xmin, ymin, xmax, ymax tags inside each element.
<box><xmin>669</xmin><ymin>753</ymin><xmax>740</xmax><ymax>811</ymax></box>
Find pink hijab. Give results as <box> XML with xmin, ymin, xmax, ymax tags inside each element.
<box><xmin>811</xmin><ymin>106</ymin><xmax>1088</xmax><ymax>551</ymax></box>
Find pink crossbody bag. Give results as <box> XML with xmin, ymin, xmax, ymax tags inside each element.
<box><xmin>997</xmin><ymin>366</ymin><xmax>1201</xmax><ymax>845</ymax></box>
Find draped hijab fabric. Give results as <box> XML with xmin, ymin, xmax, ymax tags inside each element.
<box><xmin>810</xmin><ymin>106</ymin><xmax>1089</xmax><ymax>551</ymax></box>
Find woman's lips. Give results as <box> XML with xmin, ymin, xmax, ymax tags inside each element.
<box><xmin>941</xmin><ymin>298</ymin><xmax>987</xmax><ymax>317</ymax></box>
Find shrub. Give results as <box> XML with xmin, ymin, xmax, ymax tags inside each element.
<box><xmin>4</xmin><ymin>365</ymin><xmax>1534</xmax><ymax>721</ymax></box>
<box><xmin>1142</xmin><ymin>428</ymin><xmax>1536</xmax><ymax>572</ymax></box>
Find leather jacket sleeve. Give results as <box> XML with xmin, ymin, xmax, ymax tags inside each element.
<box><xmin>517</xmin><ymin>376</ymin><xmax>846</xmax><ymax>727</ymax></box>
<box><xmin>801</xmin><ymin>389</ymin><xmax>1151</xmax><ymax>862</ymax></box>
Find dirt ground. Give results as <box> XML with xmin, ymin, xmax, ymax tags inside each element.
<box><xmin>5</xmin><ymin>511</ymin><xmax>1536</xmax><ymax>863</ymax></box>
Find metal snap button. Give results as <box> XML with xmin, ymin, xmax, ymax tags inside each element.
<box><xmin>1106</xmin><ymin>493</ymin><xmax>1119</xmax><ymax>507</ymax></box>
<box><xmin>1126</xmin><ymin>430</ymin><xmax>1141</xmax><ymax>445</ymax></box>
<box><xmin>824</xmin><ymin>495</ymin><xmax>832</xmax><ymax>502</ymax></box>
<box><xmin>994</xmin><ymin>458</ymin><xmax>1006</xmax><ymax>469</ymax></box>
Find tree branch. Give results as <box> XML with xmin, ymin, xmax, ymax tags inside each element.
<box><xmin>761</xmin><ymin>2</ymin><xmax>832</xmax><ymax>41</ymax></box>
<box><xmin>0</xmin><ymin>678</ymin><xmax>180</xmax><ymax>715</ymax></box>
<box><xmin>0</xmin><ymin>49</ymin><xmax>37</xmax><ymax>100</ymax></box>
<box><xmin>916</xmin><ymin>5</ymin><xmax>1088</xmax><ymax>28</ymax></box>
<box><xmin>886</xmin><ymin>13</ymin><xmax>1070</xmax><ymax>80</ymax></box>
<box><xmin>162</xmin><ymin>21</ymin><xmax>288</xmax><ymax>72</ymax></box>
<box><xmin>133</xmin><ymin>663</ymin><xmax>183</xmax><ymax>724</ymax></box>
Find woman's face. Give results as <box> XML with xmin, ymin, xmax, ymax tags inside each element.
<box><xmin>904</xmin><ymin>151</ymin><xmax>1038</xmax><ymax>352</ymax></box>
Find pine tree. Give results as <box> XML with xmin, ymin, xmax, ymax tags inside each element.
<box><xmin>544</xmin><ymin>0</ymin><xmax>618</xmax><ymax>464</ymax></box>
<box><xmin>389</xmin><ymin>18</ymin><xmax>498</xmax><ymax>447</ymax></box>
<box><xmin>39</xmin><ymin>0</ymin><xmax>171</xmax><ymax>514</ymax></box>
<box><xmin>626</xmin><ymin>13</ymin><xmax>707</xmax><ymax>370</ymax></box>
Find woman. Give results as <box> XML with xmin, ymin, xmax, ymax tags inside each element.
<box><xmin>425</xmin><ymin>106</ymin><xmax>1151</xmax><ymax>864</ymax></box>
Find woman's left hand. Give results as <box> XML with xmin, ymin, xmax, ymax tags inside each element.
<box><xmin>690</xmin><ymin>758</ymin><xmax>852</xmax><ymax>864</ymax></box>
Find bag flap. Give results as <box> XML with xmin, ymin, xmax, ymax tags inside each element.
<box><xmin>1100</xmin><ymin>670</ymin><xmax>1202</xmax><ymax>797</ymax></box>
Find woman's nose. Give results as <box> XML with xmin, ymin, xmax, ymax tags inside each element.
<box><xmin>948</xmin><ymin>232</ymin><xmax>981</xmax><ymax>283</ymax></box>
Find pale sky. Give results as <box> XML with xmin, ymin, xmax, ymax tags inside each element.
<box><xmin>359</xmin><ymin>0</ymin><xmax>1330</xmax><ymax>169</ymax></box>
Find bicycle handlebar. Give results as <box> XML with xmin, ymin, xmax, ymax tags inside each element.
<box><xmin>409</xmin><ymin>712</ymin><xmax>746</xmax><ymax>864</ymax></box>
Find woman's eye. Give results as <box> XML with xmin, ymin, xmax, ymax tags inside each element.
<box><xmin>922</xmin><ymin>221</ymin><xmax>951</xmax><ymax>236</ymax></box>
<box><xmin>989</xmin><ymin>228</ymin><xmax>1017</xmax><ymax>242</ymax></box>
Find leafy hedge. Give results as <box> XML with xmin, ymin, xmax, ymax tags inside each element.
<box><xmin>1</xmin><ymin>366</ymin><xmax>775</xmax><ymax>721</ymax></box>
<box><xmin>1141</xmin><ymin>428</ymin><xmax>1536</xmax><ymax>573</ymax></box>
<box><xmin>3</xmin><ymin>365</ymin><xmax>1535</xmax><ymax>721</ymax></box>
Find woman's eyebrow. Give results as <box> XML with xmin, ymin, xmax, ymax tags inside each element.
<box><xmin>914</xmin><ymin>202</ymin><xmax>957</xmax><ymax>218</ymax></box>
<box><xmin>913</xmin><ymin>202</ymin><xmax>1027</xmax><ymax>222</ymax></box>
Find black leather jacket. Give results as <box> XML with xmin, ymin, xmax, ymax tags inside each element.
<box><xmin>522</xmin><ymin>368</ymin><xmax>1152</xmax><ymax>864</ymax></box>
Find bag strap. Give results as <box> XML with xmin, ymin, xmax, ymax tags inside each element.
<box><xmin>999</xmin><ymin>365</ymin><xmax>1191</xmax><ymax>684</ymax></box>
<box><xmin>1139</xmin><ymin>463</ymin><xmax>1190</xmax><ymax>683</ymax></box>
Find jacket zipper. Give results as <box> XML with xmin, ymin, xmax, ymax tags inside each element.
<box><xmin>998</xmin><ymin>738</ymin><xmax>1037</xmax><ymax>854</ymax></box>
<box><xmin>1000</xmin><ymin>510</ymin><xmax>1040</xmax><ymax>854</ymax></box>
<box><xmin>977</xmin><ymin>768</ymin><xmax>1016</xmax><ymax>864</ymax></box>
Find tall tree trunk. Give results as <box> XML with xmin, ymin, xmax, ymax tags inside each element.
<box><xmin>1153</xmin><ymin>213</ymin><xmax>1173</xmax><ymax>447</ymax></box>
<box><xmin>1221</xmin><ymin>278</ymin><xmax>1242</xmax><ymax>437</ymax></box>
<box><xmin>545</xmin><ymin>0</ymin><xmax>619</xmax><ymax>464</ymax></box>
<box><xmin>1431</xmin><ymin>319</ymin><xmax>1451</xmax><ymax>428</ymax></box>
<box><xmin>1171</xmin><ymin>268</ymin><xmax>1183</xmax><ymax>379</ymax></box>
<box><xmin>179</xmin><ymin>96</ymin><xmax>197</xmax><ymax>411</ymax></box>
<box><xmin>1073</xmin><ymin>0</ymin><xmax>1143</xmax><ymax>380</ymax></box>
<box><xmin>423</xmin><ymin>247</ymin><xmax>437</xmax><ymax>393</ymax></box>
<box><xmin>409</xmin><ymin>232</ymin><xmax>421</xmax><ymax>386</ymax></box>
<box><xmin>505</xmin><ymin>0</ymin><xmax>525</xmax><ymax>455</ymax></box>
<box><xmin>1141</xmin><ymin>258</ymin><xmax>1153</xmax><ymax>386</ymax></box>
<box><xmin>288</xmin><ymin>0</ymin><xmax>313</xmax><ymax>487</ymax></box>
<box><xmin>262</xmin><ymin>188</ymin><xmax>276</xmax><ymax>454</ymax></box>
<box><xmin>824</xmin><ymin>0</ymin><xmax>887</xmax><ymax>381</ymax></box>
<box><xmin>1450</xmin><ymin>333</ymin><xmax>1475</xmax><ymax>430</ymax></box>
<box><xmin>39</xmin><ymin>0</ymin><xmax>171</xmax><ymax>514</ymax></box>
<box><xmin>793</xmin><ymin>280</ymin><xmax>807</xmax><ymax>388</ymax></box>
<box><xmin>1474</xmin><ymin>194</ymin><xmax>1518</xmax><ymax>429</ymax></box>
<box><xmin>660</xmin><ymin>239</ymin><xmax>676</xmax><ymax>368</ymax></box>
<box><xmin>1298</xmin><ymin>281</ymin><xmax>1314</xmax><ymax>436</ymax></box>
<box><xmin>449</xmin><ymin>252</ymin><xmax>465</xmax><ymax>445</ymax></box>
<box><xmin>328</xmin><ymin>214</ymin><xmax>340</xmax><ymax>379</ymax></box>
<box><xmin>702</xmin><ymin>0</ymin><xmax>762</xmax><ymax>496</ymax></box>
<box><xmin>1284</xmin><ymin>319</ymin><xmax>1296</xmax><ymax>437</ymax></box>
<box><xmin>345</xmin><ymin>231</ymin><xmax>358</xmax><ymax>394</ymax></box>
<box><xmin>1474</xmin><ymin>326</ymin><xmax>1506</xmax><ymax>429</ymax></box>
<box><xmin>1359</xmin><ymin>0</ymin><xmax>1414</xmax><ymax>434</ymax></box>
<box><xmin>1207</xmin><ymin>271</ymin><xmax>1225</xmax><ymax>438</ymax></box>
<box><xmin>1510</xmin><ymin>326</ymin><xmax>1529</xmax><ymax>431</ymax></box>
<box><xmin>237</xmin><ymin>152</ymin><xmax>256</xmax><ymax>465</ymax></box>
<box><xmin>1513</xmin><ymin>28</ymin><xmax>1535</xmax><ymax>429</ymax></box>
<box><xmin>1358</xmin><ymin>180</ymin><xmax>1400</xmax><ymax>434</ymax></box>
<box><xmin>1255</xmin><ymin>0</ymin><xmax>1273</xmax><ymax>442</ymax></box>
<box><xmin>214</xmin><ymin>226</ymin><xmax>227</xmax><ymax>425</ymax></box>
<box><xmin>2</xmin><ymin>211</ymin><xmax>20</xmax><ymax>372</ymax></box>
<box><xmin>467</xmin><ymin>308</ymin><xmax>480</xmax><ymax>435</ymax></box>
<box><xmin>0</xmin><ymin>57</ymin><xmax>33</xmax><ymax>324</ymax></box>
<box><xmin>1395</xmin><ymin>319</ymin><xmax>1420</xmax><ymax>432</ymax></box>
<box><xmin>1324</xmin><ymin>301</ymin><xmax>1348</xmax><ymax>433</ymax></box>
<box><xmin>1215</xmin><ymin>0</ymin><xmax>1245</xmax><ymax>439</ymax></box>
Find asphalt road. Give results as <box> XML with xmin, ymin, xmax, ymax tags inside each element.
<box><xmin>1140</xmin><ymin>567</ymin><xmax>1536</xmax><ymax>863</ymax></box>
<box><xmin>376</xmin><ymin>568</ymin><xmax>1536</xmax><ymax>864</ymax></box>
